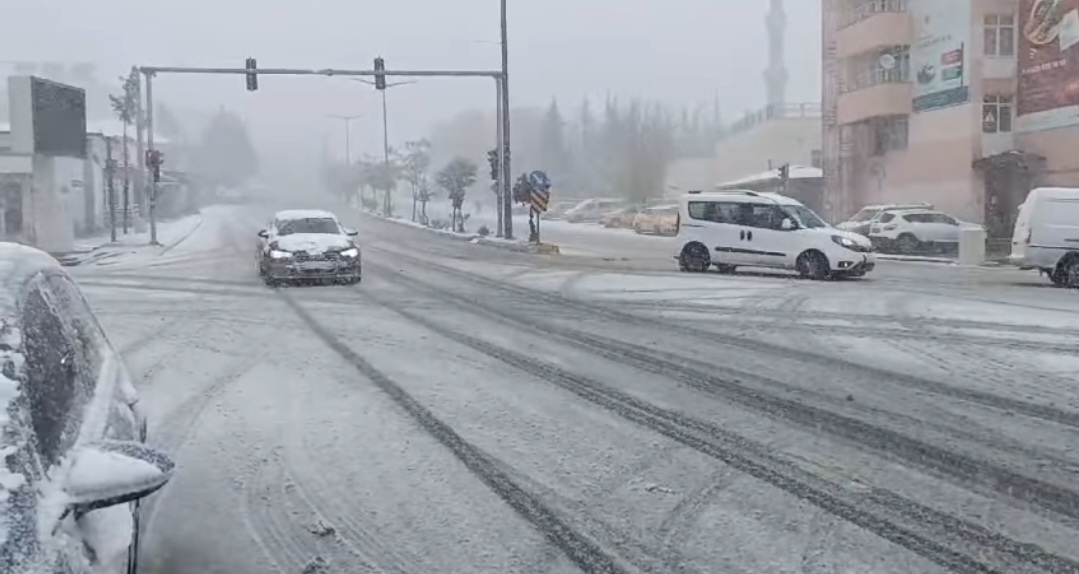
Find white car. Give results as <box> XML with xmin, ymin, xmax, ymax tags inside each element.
<box><xmin>1010</xmin><ymin>186</ymin><xmax>1079</xmax><ymax>287</ymax></box>
<box><xmin>1</xmin><ymin>243</ymin><xmax>174</xmax><ymax>574</ymax></box>
<box><xmin>256</xmin><ymin>210</ymin><xmax>362</xmax><ymax>285</ymax></box>
<box><xmin>867</xmin><ymin>208</ymin><xmax>961</xmax><ymax>253</ymax></box>
<box><xmin>836</xmin><ymin>202</ymin><xmax>934</xmax><ymax>236</ymax></box>
<box><xmin>675</xmin><ymin>190</ymin><xmax>875</xmax><ymax>279</ymax></box>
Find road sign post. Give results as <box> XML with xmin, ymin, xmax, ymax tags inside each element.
<box><xmin>526</xmin><ymin>170</ymin><xmax>551</xmax><ymax>244</ymax></box>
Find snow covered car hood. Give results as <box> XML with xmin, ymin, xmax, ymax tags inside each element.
<box><xmin>272</xmin><ymin>233</ymin><xmax>353</xmax><ymax>253</ymax></box>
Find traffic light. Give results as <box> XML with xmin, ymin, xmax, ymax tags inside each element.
<box><xmin>373</xmin><ymin>57</ymin><xmax>386</xmax><ymax>90</ymax></box>
<box><xmin>487</xmin><ymin>149</ymin><xmax>499</xmax><ymax>181</ymax></box>
<box><xmin>245</xmin><ymin>57</ymin><xmax>258</xmax><ymax>91</ymax></box>
<box><xmin>778</xmin><ymin>163</ymin><xmax>790</xmax><ymax>182</ymax></box>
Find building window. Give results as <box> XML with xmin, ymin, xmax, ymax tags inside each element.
<box><xmin>982</xmin><ymin>94</ymin><xmax>1014</xmax><ymax>133</ymax></box>
<box><xmin>869</xmin><ymin>115</ymin><xmax>909</xmax><ymax>156</ymax></box>
<box><xmin>984</xmin><ymin>14</ymin><xmax>1016</xmax><ymax>57</ymax></box>
<box><xmin>841</xmin><ymin>46</ymin><xmax>910</xmax><ymax>93</ymax></box>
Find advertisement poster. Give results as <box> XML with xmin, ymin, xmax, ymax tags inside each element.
<box><xmin>1017</xmin><ymin>0</ymin><xmax>1079</xmax><ymax>131</ymax></box>
<box><xmin>910</xmin><ymin>0</ymin><xmax>971</xmax><ymax>112</ymax></box>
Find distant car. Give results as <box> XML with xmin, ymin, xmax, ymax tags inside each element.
<box><xmin>257</xmin><ymin>209</ymin><xmax>362</xmax><ymax>285</ymax></box>
<box><xmin>565</xmin><ymin>198</ymin><xmax>627</xmax><ymax>223</ymax></box>
<box><xmin>633</xmin><ymin>204</ymin><xmax>679</xmax><ymax>235</ymax></box>
<box><xmin>836</xmin><ymin>202</ymin><xmax>935</xmax><ymax>236</ymax></box>
<box><xmin>866</xmin><ymin>208</ymin><xmax>961</xmax><ymax>253</ymax></box>
<box><xmin>544</xmin><ymin>201</ymin><xmax>579</xmax><ymax>220</ymax></box>
<box><xmin>0</xmin><ymin>243</ymin><xmax>174</xmax><ymax>574</ymax></box>
<box><xmin>601</xmin><ymin>205</ymin><xmax>643</xmax><ymax>228</ymax></box>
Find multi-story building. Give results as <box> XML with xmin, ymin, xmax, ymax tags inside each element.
<box><xmin>823</xmin><ymin>0</ymin><xmax>1079</xmax><ymax>238</ymax></box>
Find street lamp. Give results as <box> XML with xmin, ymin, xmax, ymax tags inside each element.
<box><xmin>350</xmin><ymin>77</ymin><xmax>416</xmax><ymax>215</ymax></box>
<box><xmin>349</xmin><ymin>78</ymin><xmax>415</xmax><ymax>171</ymax></box>
<box><xmin>327</xmin><ymin>114</ymin><xmax>363</xmax><ymax>165</ymax></box>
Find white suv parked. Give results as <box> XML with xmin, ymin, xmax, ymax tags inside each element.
<box><xmin>676</xmin><ymin>190</ymin><xmax>876</xmax><ymax>279</ymax></box>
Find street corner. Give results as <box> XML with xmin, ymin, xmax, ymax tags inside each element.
<box><xmin>530</xmin><ymin>242</ymin><xmax>560</xmax><ymax>255</ymax></box>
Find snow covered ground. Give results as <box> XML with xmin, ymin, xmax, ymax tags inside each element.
<box><xmin>66</xmin><ymin>201</ymin><xmax>1079</xmax><ymax>574</ymax></box>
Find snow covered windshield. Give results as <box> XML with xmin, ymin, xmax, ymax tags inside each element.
<box><xmin>277</xmin><ymin>218</ymin><xmax>339</xmax><ymax>235</ymax></box>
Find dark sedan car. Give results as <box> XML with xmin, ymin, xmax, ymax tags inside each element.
<box><xmin>0</xmin><ymin>243</ymin><xmax>174</xmax><ymax>574</ymax></box>
<box><xmin>256</xmin><ymin>210</ymin><xmax>362</xmax><ymax>286</ymax></box>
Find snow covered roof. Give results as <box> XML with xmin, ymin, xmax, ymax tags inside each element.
<box><xmin>718</xmin><ymin>165</ymin><xmax>822</xmax><ymax>187</ymax></box>
<box><xmin>274</xmin><ymin>209</ymin><xmax>338</xmax><ymax>221</ymax></box>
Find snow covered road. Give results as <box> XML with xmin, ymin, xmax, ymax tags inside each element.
<box><xmin>68</xmin><ymin>204</ymin><xmax>1079</xmax><ymax>574</ymax></box>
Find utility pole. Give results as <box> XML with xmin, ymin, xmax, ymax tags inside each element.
<box><xmin>144</xmin><ymin>71</ymin><xmax>160</xmax><ymax>246</ymax></box>
<box><xmin>500</xmin><ymin>0</ymin><xmax>513</xmax><ymax>239</ymax></box>
<box><xmin>327</xmin><ymin>114</ymin><xmax>362</xmax><ymax>165</ymax></box>
<box><xmin>105</xmin><ymin>137</ymin><xmax>117</xmax><ymax>242</ymax></box>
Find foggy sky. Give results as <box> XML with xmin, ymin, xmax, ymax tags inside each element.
<box><xmin>5</xmin><ymin>0</ymin><xmax>820</xmax><ymax>168</ymax></box>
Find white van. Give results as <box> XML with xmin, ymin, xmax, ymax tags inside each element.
<box><xmin>1009</xmin><ymin>187</ymin><xmax>1079</xmax><ymax>287</ymax></box>
<box><xmin>676</xmin><ymin>190</ymin><xmax>876</xmax><ymax>279</ymax></box>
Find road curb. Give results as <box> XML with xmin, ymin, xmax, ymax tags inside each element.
<box><xmin>360</xmin><ymin>210</ymin><xmax>561</xmax><ymax>255</ymax></box>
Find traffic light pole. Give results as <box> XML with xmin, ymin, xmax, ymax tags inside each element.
<box><xmin>144</xmin><ymin>72</ymin><xmax>160</xmax><ymax>246</ymax></box>
<box><xmin>137</xmin><ymin>64</ymin><xmax>512</xmax><ymax>241</ymax></box>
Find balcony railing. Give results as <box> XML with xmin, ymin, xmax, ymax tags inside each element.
<box><xmin>722</xmin><ymin>102</ymin><xmax>821</xmax><ymax>139</ymax></box>
<box><xmin>840</xmin><ymin>66</ymin><xmax>910</xmax><ymax>94</ymax></box>
<box><xmin>840</xmin><ymin>0</ymin><xmax>907</xmax><ymax>28</ymax></box>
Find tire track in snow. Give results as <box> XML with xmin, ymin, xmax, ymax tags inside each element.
<box><xmin>276</xmin><ymin>290</ymin><xmax>639</xmax><ymax>574</ymax></box>
<box><xmin>371</xmin><ymin>247</ymin><xmax>1079</xmax><ymax>432</ymax></box>
<box><xmin>362</xmin><ymin>258</ymin><xmax>1079</xmax><ymax>574</ymax></box>
<box><xmin>653</xmin><ymin>468</ymin><xmax>739</xmax><ymax>561</ymax></box>
<box><xmin>375</xmin><ymin>262</ymin><xmax>1079</xmax><ymax>526</ymax></box>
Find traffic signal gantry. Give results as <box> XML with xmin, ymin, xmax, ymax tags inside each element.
<box><xmin>134</xmin><ymin>58</ymin><xmax>518</xmax><ymax>239</ymax></box>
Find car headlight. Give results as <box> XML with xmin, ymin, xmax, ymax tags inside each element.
<box><xmin>340</xmin><ymin>248</ymin><xmax>360</xmax><ymax>258</ymax></box>
<box><xmin>831</xmin><ymin>235</ymin><xmax>858</xmax><ymax>249</ymax></box>
<box><xmin>270</xmin><ymin>249</ymin><xmax>292</xmax><ymax>259</ymax></box>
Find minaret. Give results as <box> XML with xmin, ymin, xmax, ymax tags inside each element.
<box><xmin>764</xmin><ymin>0</ymin><xmax>788</xmax><ymax>107</ymax></box>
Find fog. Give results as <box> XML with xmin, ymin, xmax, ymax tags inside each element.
<box><xmin>4</xmin><ymin>0</ymin><xmax>820</xmax><ymax>191</ymax></box>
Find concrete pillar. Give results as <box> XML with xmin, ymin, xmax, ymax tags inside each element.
<box><xmin>958</xmin><ymin>225</ymin><xmax>987</xmax><ymax>265</ymax></box>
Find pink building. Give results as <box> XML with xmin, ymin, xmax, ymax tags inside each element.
<box><xmin>822</xmin><ymin>0</ymin><xmax>1079</xmax><ymax>238</ymax></box>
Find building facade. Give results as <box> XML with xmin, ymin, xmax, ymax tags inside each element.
<box><xmin>823</xmin><ymin>0</ymin><xmax>1079</xmax><ymax>237</ymax></box>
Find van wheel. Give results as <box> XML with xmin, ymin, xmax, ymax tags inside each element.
<box><xmin>1063</xmin><ymin>257</ymin><xmax>1079</xmax><ymax>288</ymax></box>
<box><xmin>797</xmin><ymin>250</ymin><xmax>830</xmax><ymax>280</ymax></box>
<box><xmin>679</xmin><ymin>243</ymin><xmax>711</xmax><ymax>272</ymax></box>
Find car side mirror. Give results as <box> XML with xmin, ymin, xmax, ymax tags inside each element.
<box><xmin>780</xmin><ymin>218</ymin><xmax>795</xmax><ymax>230</ymax></box>
<box><xmin>257</xmin><ymin>230</ymin><xmax>269</xmax><ymax>238</ymax></box>
<box><xmin>66</xmin><ymin>440</ymin><xmax>174</xmax><ymax>513</ymax></box>
<box><xmin>346</xmin><ymin>230</ymin><xmax>358</xmax><ymax>236</ymax></box>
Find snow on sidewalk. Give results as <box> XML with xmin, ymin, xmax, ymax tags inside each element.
<box><xmin>59</xmin><ymin>212</ymin><xmax>205</xmax><ymax>267</ymax></box>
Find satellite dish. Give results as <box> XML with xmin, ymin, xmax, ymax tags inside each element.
<box><xmin>879</xmin><ymin>54</ymin><xmax>897</xmax><ymax>70</ymax></box>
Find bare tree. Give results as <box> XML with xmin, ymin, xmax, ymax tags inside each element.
<box><xmin>402</xmin><ymin>139</ymin><xmax>432</xmax><ymax>222</ymax></box>
<box><xmin>109</xmin><ymin>70</ymin><xmax>139</xmax><ymax>233</ymax></box>
<box><xmin>435</xmin><ymin>157</ymin><xmax>478</xmax><ymax>232</ymax></box>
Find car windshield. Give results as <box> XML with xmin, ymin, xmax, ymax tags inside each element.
<box><xmin>277</xmin><ymin>217</ymin><xmax>339</xmax><ymax>235</ymax></box>
<box><xmin>782</xmin><ymin>205</ymin><xmax>829</xmax><ymax>228</ymax></box>
<box><xmin>849</xmin><ymin>208</ymin><xmax>880</xmax><ymax>222</ymax></box>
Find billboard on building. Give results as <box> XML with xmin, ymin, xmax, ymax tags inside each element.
<box><xmin>1016</xmin><ymin>0</ymin><xmax>1079</xmax><ymax>132</ymax></box>
<box><xmin>910</xmin><ymin>0</ymin><xmax>972</xmax><ymax>112</ymax></box>
<box><xmin>29</xmin><ymin>77</ymin><xmax>87</xmax><ymax>158</ymax></box>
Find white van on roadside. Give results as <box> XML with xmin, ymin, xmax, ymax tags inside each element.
<box><xmin>676</xmin><ymin>190</ymin><xmax>876</xmax><ymax>279</ymax></box>
<box><xmin>1009</xmin><ymin>187</ymin><xmax>1079</xmax><ymax>287</ymax></box>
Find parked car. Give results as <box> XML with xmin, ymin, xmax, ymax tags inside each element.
<box><xmin>633</xmin><ymin>204</ymin><xmax>679</xmax><ymax>235</ymax></box>
<box><xmin>867</xmin><ymin>209</ymin><xmax>961</xmax><ymax>253</ymax></box>
<box><xmin>836</xmin><ymin>202</ymin><xmax>934</xmax><ymax>236</ymax></box>
<box><xmin>564</xmin><ymin>198</ymin><xmax>627</xmax><ymax>223</ymax></box>
<box><xmin>601</xmin><ymin>205</ymin><xmax>643</xmax><ymax>228</ymax></box>
<box><xmin>1010</xmin><ymin>186</ymin><xmax>1079</xmax><ymax>287</ymax></box>
<box><xmin>676</xmin><ymin>190</ymin><xmax>875</xmax><ymax>279</ymax></box>
<box><xmin>0</xmin><ymin>242</ymin><xmax>174</xmax><ymax>574</ymax></box>
<box><xmin>545</xmin><ymin>201</ymin><xmax>581</xmax><ymax>220</ymax></box>
<box><xmin>257</xmin><ymin>209</ymin><xmax>362</xmax><ymax>286</ymax></box>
